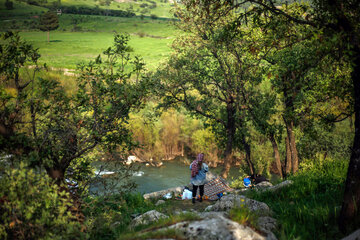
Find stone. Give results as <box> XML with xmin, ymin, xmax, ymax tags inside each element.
<box><xmin>257</xmin><ymin>217</ymin><xmax>277</xmax><ymax>232</ymax></box>
<box><xmin>267</xmin><ymin>180</ymin><xmax>293</xmax><ymax>192</ymax></box>
<box><xmin>341</xmin><ymin>229</ymin><xmax>360</xmax><ymax>240</ymax></box>
<box><xmin>143</xmin><ymin>186</ymin><xmax>184</xmax><ymax>199</ymax></box>
<box><xmin>168</xmin><ymin>216</ymin><xmax>268</xmax><ymax>240</ymax></box>
<box><xmin>155</xmin><ymin>200</ymin><xmax>166</xmax><ymax>206</ymax></box>
<box><xmin>131</xmin><ymin>210</ymin><xmax>169</xmax><ymax>227</ymax></box>
<box><xmin>197</xmin><ymin>211</ymin><xmax>229</xmax><ymax>219</ymax></box>
<box><xmin>257</xmin><ymin>217</ymin><xmax>278</xmax><ymax>240</ymax></box>
<box><xmin>205</xmin><ymin>194</ymin><xmax>271</xmax><ymax>216</ymax></box>
<box><xmin>255</xmin><ymin>181</ymin><xmax>273</xmax><ymax>188</ymax></box>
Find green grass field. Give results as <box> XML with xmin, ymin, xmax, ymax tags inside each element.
<box><xmin>18</xmin><ymin>14</ymin><xmax>177</xmax><ymax>69</ymax></box>
<box><xmin>1</xmin><ymin>0</ymin><xmax>178</xmax><ymax>70</ymax></box>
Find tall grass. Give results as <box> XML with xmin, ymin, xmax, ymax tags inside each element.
<box><xmin>247</xmin><ymin>158</ymin><xmax>348</xmax><ymax>240</ymax></box>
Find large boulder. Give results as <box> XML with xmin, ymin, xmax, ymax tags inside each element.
<box><xmin>254</xmin><ymin>181</ymin><xmax>273</xmax><ymax>189</ymax></box>
<box><xmin>205</xmin><ymin>194</ymin><xmax>271</xmax><ymax>216</ymax></box>
<box><xmin>143</xmin><ymin>186</ymin><xmax>184</xmax><ymax>199</ymax></box>
<box><xmin>131</xmin><ymin>210</ymin><xmax>169</xmax><ymax>227</ymax></box>
<box><xmin>341</xmin><ymin>229</ymin><xmax>360</xmax><ymax>240</ymax></box>
<box><xmin>267</xmin><ymin>180</ymin><xmax>293</xmax><ymax>192</ymax></box>
<box><xmin>168</xmin><ymin>216</ymin><xmax>268</xmax><ymax>240</ymax></box>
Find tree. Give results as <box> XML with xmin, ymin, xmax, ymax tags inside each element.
<box><xmin>0</xmin><ymin>32</ymin><xmax>147</xmax><ymax>188</ymax></box>
<box><xmin>39</xmin><ymin>11</ymin><xmax>59</xmax><ymax>42</ymax></box>
<box><xmin>152</xmin><ymin>0</ymin><xmax>265</xmax><ymax>178</ymax></box>
<box><xmin>5</xmin><ymin>0</ymin><xmax>14</xmax><ymax>10</ymax></box>
<box><xmin>226</xmin><ymin>0</ymin><xmax>360</xmax><ymax>233</ymax></box>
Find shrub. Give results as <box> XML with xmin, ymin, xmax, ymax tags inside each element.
<box><xmin>229</xmin><ymin>206</ymin><xmax>259</xmax><ymax>229</ymax></box>
<box><xmin>137</xmin><ymin>31</ymin><xmax>146</xmax><ymax>38</ymax></box>
<box><xmin>83</xmin><ymin>193</ymin><xmax>155</xmax><ymax>238</ymax></box>
<box><xmin>5</xmin><ymin>0</ymin><xmax>14</xmax><ymax>10</ymax></box>
<box><xmin>0</xmin><ymin>163</ymin><xmax>84</xmax><ymax>240</ymax></box>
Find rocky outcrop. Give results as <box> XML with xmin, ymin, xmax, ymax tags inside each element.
<box><xmin>257</xmin><ymin>217</ymin><xmax>277</xmax><ymax>240</ymax></box>
<box><xmin>254</xmin><ymin>181</ymin><xmax>273</xmax><ymax>189</ymax></box>
<box><xmin>341</xmin><ymin>229</ymin><xmax>360</xmax><ymax>240</ymax></box>
<box><xmin>143</xmin><ymin>186</ymin><xmax>184</xmax><ymax>199</ymax></box>
<box><xmin>155</xmin><ymin>199</ymin><xmax>166</xmax><ymax>206</ymax></box>
<box><xmin>168</xmin><ymin>215</ymin><xmax>267</xmax><ymax>240</ymax></box>
<box><xmin>131</xmin><ymin>210</ymin><xmax>169</xmax><ymax>227</ymax></box>
<box><xmin>267</xmin><ymin>180</ymin><xmax>293</xmax><ymax>192</ymax></box>
<box><xmin>205</xmin><ymin>194</ymin><xmax>271</xmax><ymax>216</ymax></box>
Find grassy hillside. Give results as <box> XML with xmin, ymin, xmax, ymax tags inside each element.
<box><xmin>1</xmin><ymin>0</ymin><xmax>178</xmax><ymax>70</ymax></box>
<box><xmin>0</xmin><ymin>0</ymin><xmax>175</xmax><ymax>18</ymax></box>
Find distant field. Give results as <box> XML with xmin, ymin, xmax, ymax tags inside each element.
<box><xmin>0</xmin><ymin>0</ymin><xmax>178</xmax><ymax>70</ymax></box>
<box><xmin>0</xmin><ymin>0</ymin><xmax>175</xmax><ymax>18</ymax></box>
<box><xmin>20</xmin><ymin>30</ymin><xmax>174</xmax><ymax>70</ymax></box>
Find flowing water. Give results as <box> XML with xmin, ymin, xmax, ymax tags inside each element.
<box><xmin>90</xmin><ymin>160</ymin><xmax>242</xmax><ymax>194</ymax></box>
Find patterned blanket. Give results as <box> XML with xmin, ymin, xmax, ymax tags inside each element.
<box><xmin>204</xmin><ymin>177</ymin><xmax>234</xmax><ymax>200</ymax></box>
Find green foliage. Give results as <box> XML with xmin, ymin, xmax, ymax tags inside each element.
<box><xmin>39</xmin><ymin>11</ymin><xmax>59</xmax><ymax>32</ymax></box>
<box><xmin>0</xmin><ymin>163</ymin><xmax>84</xmax><ymax>240</ymax></box>
<box><xmin>1</xmin><ymin>31</ymin><xmax>147</xmax><ymax>193</ymax></box>
<box><xmin>4</xmin><ymin>0</ymin><xmax>13</xmax><ymax>10</ymax></box>
<box><xmin>247</xmin><ymin>157</ymin><xmax>348</xmax><ymax>239</ymax></box>
<box><xmin>83</xmin><ymin>193</ymin><xmax>155</xmax><ymax>239</ymax></box>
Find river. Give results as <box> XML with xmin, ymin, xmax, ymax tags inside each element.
<box><xmin>90</xmin><ymin>160</ymin><xmax>243</xmax><ymax>194</ymax></box>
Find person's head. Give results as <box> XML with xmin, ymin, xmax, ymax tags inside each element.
<box><xmin>196</xmin><ymin>153</ymin><xmax>204</xmax><ymax>166</ymax></box>
<box><xmin>250</xmin><ymin>174</ymin><xmax>255</xmax><ymax>180</ymax></box>
<box><xmin>197</xmin><ymin>153</ymin><xmax>204</xmax><ymax>162</ymax></box>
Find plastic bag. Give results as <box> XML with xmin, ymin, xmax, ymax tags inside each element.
<box><xmin>182</xmin><ymin>189</ymin><xmax>192</xmax><ymax>200</ymax></box>
<box><xmin>163</xmin><ymin>192</ymin><xmax>172</xmax><ymax>199</ymax></box>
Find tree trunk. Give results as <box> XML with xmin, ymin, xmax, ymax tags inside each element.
<box><xmin>339</xmin><ymin>48</ymin><xmax>360</xmax><ymax>233</ymax></box>
<box><xmin>221</xmin><ymin>102</ymin><xmax>236</xmax><ymax>179</ymax></box>
<box><xmin>269</xmin><ymin>133</ymin><xmax>283</xmax><ymax>178</ymax></box>
<box><xmin>285</xmin><ymin>119</ymin><xmax>299</xmax><ymax>174</ymax></box>
<box><xmin>242</xmin><ymin>134</ymin><xmax>254</xmax><ymax>175</ymax></box>
<box><xmin>289</xmin><ymin>121</ymin><xmax>299</xmax><ymax>173</ymax></box>
<box><xmin>47</xmin><ymin>167</ymin><xmax>65</xmax><ymax>185</ymax></box>
<box><xmin>285</xmin><ymin>135</ymin><xmax>292</xmax><ymax>176</ymax></box>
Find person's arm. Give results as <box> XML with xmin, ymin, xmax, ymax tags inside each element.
<box><xmin>203</xmin><ymin>163</ymin><xmax>209</xmax><ymax>172</ymax></box>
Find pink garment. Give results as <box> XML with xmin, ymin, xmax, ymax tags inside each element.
<box><xmin>191</xmin><ymin>153</ymin><xmax>204</xmax><ymax>178</ymax></box>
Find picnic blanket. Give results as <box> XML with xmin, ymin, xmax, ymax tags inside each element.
<box><xmin>204</xmin><ymin>177</ymin><xmax>234</xmax><ymax>200</ymax></box>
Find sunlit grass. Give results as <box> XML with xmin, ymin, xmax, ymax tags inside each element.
<box><xmin>246</xmin><ymin>158</ymin><xmax>348</xmax><ymax>240</ymax></box>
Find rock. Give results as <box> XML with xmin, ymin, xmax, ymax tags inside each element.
<box><xmin>267</xmin><ymin>180</ymin><xmax>293</xmax><ymax>192</ymax></box>
<box><xmin>257</xmin><ymin>217</ymin><xmax>278</xmax><ymax>240</ymax></box>
<box><xmin>257</xmin><ymin>217</ymin><xmax>277</xmax><ymax>232</ymax></box>
<box><xmin>341</xmin><ymin>229</ymin><xmax>360</xmax><ymax>240</ymax></box>
<box><xmin>168</xmin><ymin>216</ymin><xmax>268</xmax><ymax>240</ymax></box>
<box><xmin>197</xmin><ymin>211</ymin><xmax>229</xmax><ymax>220</ymax></box>
<box><xmin>155</xmin><ymin>199</ymin><xmax>166</xmax><ymax>206</ymax></box>
<box><xmin>255</xmin><ymin>181</ymin><xmax>273</xmax><ymax>188</ymax></box>
<box><xmin>143</xmin><ymin>186</ymin><xmax>184</xmax><ymax>199</ymax></box>
<box><xmin>205</xmin><ymin>194</ymin><xmax>271</xmax><ymax>216</ymax></box>
<box><xmin>131</xmin><ymin>210</ymin><xmax>169</xmax><ymax>227</ymax></box>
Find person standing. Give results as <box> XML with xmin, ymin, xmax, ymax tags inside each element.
<box><xmin>190</xmin><ymin>153</ymin><xmax>209</xmax><ymax>204</ymax></box>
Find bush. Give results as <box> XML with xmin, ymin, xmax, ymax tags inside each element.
<box><xmin>83</xmin><ymin>193</ymin><xmax>155</xmax><ymax>238</ymax></box>
<box><xmin>0</xmin><ymin>163</ymin><xmax>84</xmax><ymax>240</ymax></box>
<box><xmin>150</xmin><ymin>14</ymin><xmax>158</xmax><ymax>19</ymax></box>
<box><xmin>5</xmin><ymin>0</ymin><xmax>14</xmax><ymax>10</ymax></box>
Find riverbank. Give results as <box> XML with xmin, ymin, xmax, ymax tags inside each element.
<box><xmin>90</xmin><ymin>160</ymin><xmax>244</xmax><ymax>194</ymax></box>
<box><xmin>83</xmin><ymin>158</ymin><xmax>350</xmax><ymax>239</ymax></box>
